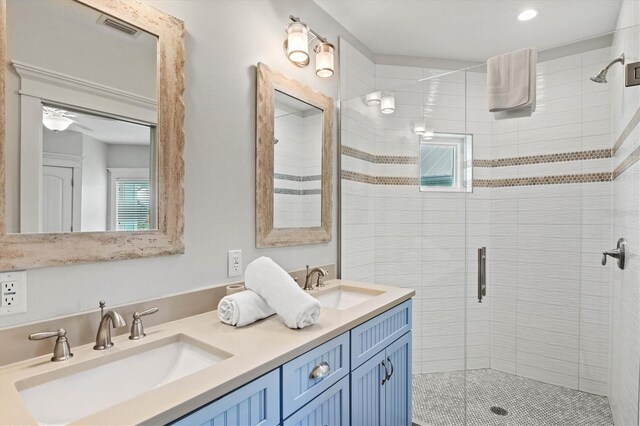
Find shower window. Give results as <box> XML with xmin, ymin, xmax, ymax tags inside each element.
<box><xmin>420</xmin><ymin>133</ymin><xmax>472</xmax><ymax>192</ymax></box>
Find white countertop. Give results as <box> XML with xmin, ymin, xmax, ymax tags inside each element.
<box><xmin>0</xmin><ymin>280</ymin><xmax>414</xmax><ymax>425</ymax></box>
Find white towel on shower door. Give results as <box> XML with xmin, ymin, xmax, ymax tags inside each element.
<box><xmin>244</xmin><ymin>257</ymin><xmax>321</xmax><ymax>329</ymax></box>
<box><xmin>487</xmin><ymin>48</ymin><xmax>537</xmax><ymax>119</ymax></box>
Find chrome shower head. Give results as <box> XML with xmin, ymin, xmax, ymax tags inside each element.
<box><xmin>590</xmin><ymin>53</ymin><xmax>625</xmax><ymax>84</ymax></box>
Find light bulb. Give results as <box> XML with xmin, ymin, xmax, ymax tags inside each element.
<box><xmin>518</xmin><ymin>9</ymin><xmax>538</xmax><ymax>21</ymax></box>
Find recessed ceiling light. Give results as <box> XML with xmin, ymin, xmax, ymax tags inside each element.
<box><xmin>518</xmin><ymin>9</ymin><xmax>538</xmax><ymax>21</ymax></box>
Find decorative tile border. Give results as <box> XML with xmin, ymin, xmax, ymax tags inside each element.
<box><xmin>342</xmin><ymin>145</ymin><xmax>610</xmax><ymax>168</ymax></box>
<box><xmin>612</xmin><ymin>107</ymin><xmax>640</xmax><ymax>155</ymax></box>
<box><xmin>342</xmin><ymin>170</ymin><xmax>612</xmax><ymax>187</ymax></box>
<box><xmin>484</xmin><ymin>149</ymin><xmax>611</xmax><ymax>167</ymax></box>
<box><xmin>486</xmin><ymin>173</ymin><xmax>611</xmax><ymax>187</ymax></box>
<box><xmin>340</xmin><ymin>146</ymin><xmax>417</xmax><ymax>164</ymax></box>
<box><xmin>274</xmin><ymin>173</ymin><xmax>322</xmax><ymax>182</ymax></box>
<box><xmin>613</xmin><ymin>145</ymin><xmax>640</xmax><ymax>180</ymax></box>
<box><xmin>274</xmin><ymin>188</ymin><xmax>322</xmax><ymax>195</ymax></box>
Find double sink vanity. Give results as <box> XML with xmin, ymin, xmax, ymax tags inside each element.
<box><xmin>0</xmin><ymin>280</ymin><xmax>414</xmax><ymax>425</ymax></box>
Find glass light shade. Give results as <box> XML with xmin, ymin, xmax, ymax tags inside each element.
<box><xmin>365</xmin><ymin>91</ymin><xmax>382</xmax><ymax>106</ymax></box>
<box><xmin>43</xmin><ymin>115</ymin><xmax>73</xmax><ymax>132</ymax></box>
<box><xmin>314</xmin><ymin>42</ymin><xmax>334</xmax><ymax>78</ymax></box>
<box><xmin>380</xmin><ymin>94</ymin><xmax>395</xmax><ymax>114</ymax></box>
<box><xmin>411</xmin><ymin>120</ymin><xmax>427</xmax><ymax>135</ymax></box>
<box><xmin>286</xmin><ymin>22</ymin><xmax>309</xmax><ymax>63</ymax></box>
<box><xmin>421</xmin><ymin>132</ymin><xmax>434</xmax><ymax>141</ymax></box>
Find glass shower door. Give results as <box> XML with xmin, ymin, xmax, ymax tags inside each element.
<box><xmin>464</xmin><ymin>34</ymin><xmax>620</xmax><ymax>425</ymax></box>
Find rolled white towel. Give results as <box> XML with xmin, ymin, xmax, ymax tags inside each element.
<box><xmin>244</xmin><ymin>257</ymin><xmax>321</xmax><ymax>329</ymax></box>
<box><xmin>217</xmin><ymin>290</ymin><xmax>275</xmax><ymax>327</ymax></box>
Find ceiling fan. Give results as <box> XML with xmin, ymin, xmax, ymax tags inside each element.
<box><xmin>42</xmin><ymin>106</ymin><xmax>93</xmax><ymax>133</ymax></box>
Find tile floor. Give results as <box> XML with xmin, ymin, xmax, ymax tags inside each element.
<box><xmin>412</xmin><ymin>369</ymin><xmax>613</xmax><ymax>425</ymax></box>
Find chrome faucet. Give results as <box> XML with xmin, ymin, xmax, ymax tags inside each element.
<box><xmin>94</xmin><ymin>301</ymin><xmax>126</xmax><ymax>350</ymax></box>
<box><xmin>304</xmin><ymin>265</ymin><xmax>328</xmax><ymax>291</ymax></box>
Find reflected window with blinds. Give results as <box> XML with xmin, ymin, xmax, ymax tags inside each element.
<box><xmin>108</xmin><ymin>168</ymin><xmax>152</xmax><ymax>231</ymax></box>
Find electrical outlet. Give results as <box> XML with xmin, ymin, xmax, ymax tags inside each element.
<box><xmin>228</xmin><ymin>250</ymin><xmax>243</xmax><ymax>277</ymax></box>
<box><xmin>0</xmin><ymin>271</ymin><xmax>27</xmax><ymax>316</ymax></box>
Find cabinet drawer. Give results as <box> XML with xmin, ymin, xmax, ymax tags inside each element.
<box><xmin>171</xmin><ymin>369</ymin><xmax>280</xmax><ymax>426</ymax></box>
<box><xmin>351</xmin><ymin>299</ymin><xmax>412</xmax><ymax>370</ymax></box>
<box><xmin>283</xmin><ymin>376</ymin><xmax>349</xmax><ymax>426</ymax></box>
<box><xmin>282</xmin><ymin>332</ymin><xmax>349</xmax><ymax>418</ymax></box>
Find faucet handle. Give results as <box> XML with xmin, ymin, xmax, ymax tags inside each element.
<box><xmin>29</xmin><ymin>328</ymin><xmax>73</xmax><ymax>362</ymax></box>
<box><xmin>129</xmin><ymin>307</ymin><xmax>159</xmax><ymax>340</ymax></box>
<box><xmin>316</xmin><ymin>269</ymin><xmax>328</xmax><ymax>288</ymax></box>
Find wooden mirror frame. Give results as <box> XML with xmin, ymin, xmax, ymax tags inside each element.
<box><xmin>256</xmin><ymin>63</ymin><xmax>332</xmax><ymax>247</ymax></box>
<box><xmin>0</xmin><ymin>0</ymin><xmax>185</xmax><ymax>270</ymax></box>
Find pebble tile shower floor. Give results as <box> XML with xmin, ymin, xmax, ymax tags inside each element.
<box><xmin>412</xmin><ymin>369</ymin><xmax>613</xmax><ymax>425</ymax></box>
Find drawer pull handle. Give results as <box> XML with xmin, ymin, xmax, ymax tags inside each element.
<box><xmin>386</xmin><ymin>356</ymin><xmax>394</xmax><ymax>380</ymax></box>
<box><xmin>309</xmin><ymin>362</ymin><xmax>331</xmax><ymax>379</ymax></box>
<box><xmin>381</xmin><ymin>359</ymin><xmax>390</xmax><ymax>385</ymax></box>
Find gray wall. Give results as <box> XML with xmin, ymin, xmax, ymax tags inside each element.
<box><xmin>0</xmin><ymin>0</ymin><xmax>372</xmax><ymax>327</ymax></box>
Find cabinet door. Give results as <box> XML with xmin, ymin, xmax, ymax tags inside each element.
<box><xmin>383</xmin><ymin>332</ymin><xmax>412</xmax><ymax>426</ymax></box>
<box><xmin>351</xmin><ymin>350</ymin><xmax>386</xmax><ymax>426</ymax></box>
<box><xmin>283</xmin><ymin>376</ymin><xmax>349</xmax><ymax>426</ymax></box>
<box><xmin>171</xmin><ymin>370</ymin><xmax>280</xmax><ymax>426</ymax></box>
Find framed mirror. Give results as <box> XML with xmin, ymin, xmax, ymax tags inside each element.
<box><xmin>256</xmin><ymin>63</ymin><xmax>332</xmax><ymax>247</ymax></box>
<box><xmin>0</xmin><ymin>0</ymin><xmax>185</xmax><ymax>270</ymax></box>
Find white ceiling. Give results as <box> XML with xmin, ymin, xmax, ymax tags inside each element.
<box><xmin>71</xmin><ymin>111</ymin><xmax>151</xmax><ymax>145</ymax></box>
<box><xmin>314</xmin><ymin>0</ymin><xmax>623</xmax><ymax>62</ymax></box>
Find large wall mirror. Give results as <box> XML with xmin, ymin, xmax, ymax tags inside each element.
<box><xmin>0</xmin><ymin>0</ymin><xmax>185</xmax><ymax>270</ymax></box>
<box><xmin>256</xmin><ymin>63</ymin><xmax>332</xmax><ymax>247</ymax></box>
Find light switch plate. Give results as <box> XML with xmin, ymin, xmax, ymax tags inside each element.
<box><xmin>0</xmin><ymin>271</ymin><xmax>27</xmax><ymax>316</ymax></box>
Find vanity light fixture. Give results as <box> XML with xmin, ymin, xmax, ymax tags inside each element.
<box><xmin>284</xmin><ymin>15</ymin><xmax>335</xmax><ymax>78</ymax></box>
<box><xmin>43</xmin><ymin>114</ymin><xmax>73</xmax><ymax>132</ymax></box>
<box><xmin>518</xmin><ymin>9</ymin><xmax>538</xmax><ymax>21</ymax></box>
<box><xmin>380</xmin><ymin>92</ymin><xmax>395</xmax><ymax>114</ymax></box>
<box><xmin>411</xmin><ymin>120</ymin><xmax>434</xmax><ymax>140</ymax></box>
<box><xmin>364</xmin><ymin>91</ymin><xmax>382</xmax><ymax>106</ymax></box>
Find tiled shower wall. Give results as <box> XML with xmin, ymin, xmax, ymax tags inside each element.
<box><xmin>609</xmin><ymin>3</ymin><xmax>640</xmax><ymax>425</ymax></box>
<box><xmin>340</xmin><ymin>39</ymin><xmax>619</xmax><ymax>396</ymax></box>
<box><xmin>273</xmin><ymin>111</ymin><xmax>322</xmax><ymax>228</ymax></box>
<box><xmin>488</xmin><ymin>47</ymin><xmax>613</xmax><ymax>396</ymax></box>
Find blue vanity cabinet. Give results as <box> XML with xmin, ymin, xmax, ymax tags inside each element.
<box><xmin>169</xmin><ymin>298</ymin><xmax>413</xmax><ymax>426</ymax></box>
<box><xmin>351</xmin><ymin>348</ymin><xmax>387</xmax><ymax>425</ymax></box>
<box><xmin>383</xmin><ymin>331</ymin><xmax>412</xmax><ymax>426</ymax></box>
<box><xmin>283</xmin><ymin>376</ymin><xmax>350</xmax><ymax>426</ymax></box>
<box><xmin>171</xmin><ymin>370</ymin><xmax>280</xmax><ymax>426</ymax></box>
<box><xmin>351</xmin><ymin>332</ymin><xmax>412</xmax><ymax>426</ymax></box>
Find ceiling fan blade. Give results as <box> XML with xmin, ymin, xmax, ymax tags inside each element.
<box><xmin>71</xmin><ymin>121</ymin><xmax>93</xmax><ymax>132</ymax></box>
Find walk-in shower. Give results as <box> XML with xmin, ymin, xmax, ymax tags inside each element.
<box><xmin>339</xmin><ymin>22</ymin><xmax>640</xmax><ymax>426</ymax></box>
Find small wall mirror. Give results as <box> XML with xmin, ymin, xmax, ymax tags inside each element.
<box><xmin>419</xmin><ymin>133</ymin><xmax>473</xmax><ymax>192</ymax></box>
<box><xmin>1</xmin><ymin>0</ymin><xmax>185</xmax><ymax>270</ymax></box>
<box><xmin>256</xmin><ymin>63</ymin><xmax>332</xmax><ymax>247</ymax></box>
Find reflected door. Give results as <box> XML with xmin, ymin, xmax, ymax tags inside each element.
<box><xmin>42</xmin><ymin>166</ymin><xmax>73</xmax><ymax>233</ymax></box>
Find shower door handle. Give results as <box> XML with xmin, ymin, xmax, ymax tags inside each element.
<box><xmin>478</xmin><ymin>247</ymin><xmax>486</xmax><ymax>303</ymax></box>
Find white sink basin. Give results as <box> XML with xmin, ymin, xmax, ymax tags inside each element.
<box><xmin>315</xmin><ymin>287</ymin><xmax>382</xmax><ymax>310</ymax></box>
<box><xmin>17</xmin><ymin>334</ymin><xmax>231</xmax><ymax>425</ymax></box>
